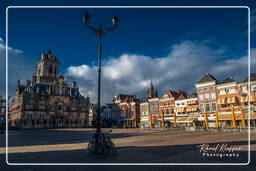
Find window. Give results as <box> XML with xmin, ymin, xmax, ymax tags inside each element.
<box><xmin>181</xmin><ymin>103</ymin><xmax>185</xmax><ymax>105</ymax></box>
<box><xmin>219</xmin><ymin>90</ymin><xmax>226</xmax><ymax>95</ymax></box>
<box><xmin>206</xmin><ymin>103</ymin><xmax>210</xmax><ymax>111</ymax></box>
<box><xmin>204</xmin><ymin>94</ymin><xmax>209</xmax><ymax>100</ymax></box>
<box><xmin>210</xmin><ymin>93</ymin><xmax>216</xmax><ymax>99</ymax></box>
<box><xmin>199</xmin><ymin>95</ymin><xmax>204</xmax><ymax>100</ymax></box>
<box><xmin>198</xmin><ymin>88</ymin><xmax>202</xmax><ymax>93</ymax></box>
<box><xmin>212</xmin><ymin>103</ymin><xmax>216</xmax><ymax>112</ymax></box>
<box><xmin>242</xmin><ymin>86</ymin><xmax>248</xmax><ymax>93</ymax></box>
<box><xmin>2</xmin><ymin>102</ymin><xmax>5</xmax><ymax>107</ymax></box>
<box><xmin>210</xmin><ymin>87</ymin><xmax>215</xmax><ymax>91</ymax></box>
<box><xmin>200</xmin><ymin>104</ymin><xmax>204</xmax><ymax>112</ymax></box>
<box><xmin>204</xmin><ymin>88</ymin><xmax>208</xmax><ymax>92</ymax></box>
<box><xmin>1</xmin><ymin>108</ymin><xmax>4</xmax><ymax>113</ymax></box>
<box><xmin>221</xmin><ymin>104</ymin><xmax>227</xmax><ymax>108</ymax></box>
<box><xmin>228</xmin><ymin>88</ymin><xmax>236</xmax><ymax>94</ymax></box>
<box><xmin>251</xmin><ymin>85</ymin><xmax>256</xmax><ymax>91</ymax></box>
<box><xmin>177</xmin><ymin>103</ymin><xmax>180</xmax><ymax>106</ymax></box>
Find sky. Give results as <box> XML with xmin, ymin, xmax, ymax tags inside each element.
<box><xmin>0</xmin><ymin>1</ymin><xmax>256</xmax><ymax>103</ymax></box>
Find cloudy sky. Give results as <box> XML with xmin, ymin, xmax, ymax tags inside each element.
<box><xmin>0</xmin><ymin>5</ymin><xmax>255</xmax><ymax>103</ymax></box>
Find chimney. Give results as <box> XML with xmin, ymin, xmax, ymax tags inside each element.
<box><xmin>72</xmin><ymin>80</ymin><xmax>77</xmax><ymax>88</ymax></box>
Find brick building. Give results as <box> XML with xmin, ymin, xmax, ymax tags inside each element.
<box><xmin>195</xmin><ymin>73</ymin><xmax>218</xmax><ymax>128</ymax></box>
<box><xmin>112</xmin><ymin>94</ymin><xmax>140</xmax><ymax>128</ymax></box>
<box><xmin>140</xmin><ymin>100</ymin><xmax>150</xmax><ymax>128</ymax></box>
<box><xmin>159</xmin><ymin>90</ymin><xmax>180</xmax><ymax>127</ymax></box>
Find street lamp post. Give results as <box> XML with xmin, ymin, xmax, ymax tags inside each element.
<box><xmin>83</xmin><ymin>12</ymin><xmax>119</xmax><ymax>155</ymax></box>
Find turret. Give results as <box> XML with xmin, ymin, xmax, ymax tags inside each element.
<box><xmin>72</xmin><ymin>80</ymin><xmax>77</xmax><ymax>88</ymax></box>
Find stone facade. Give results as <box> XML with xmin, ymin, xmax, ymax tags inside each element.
<box><xmin>9</xmin><ymin>50</ymin><xmax>90</xmax><ymax>129</ymax></box>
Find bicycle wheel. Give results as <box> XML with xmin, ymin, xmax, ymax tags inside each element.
<box><xmin>87</xmin><ymin>141</ymin><xmax>94</xmax><ymax>154</ymax></box>
<box><xmin>109</xmin><ymin>141</ymin><xmax>118</xmax><ymax>156</ymax></box>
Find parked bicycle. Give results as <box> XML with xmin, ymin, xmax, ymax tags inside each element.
<box><xmin>87</xmin><ymin>130</ymin><xmax>118</xmax><ymax>156</ymax></box>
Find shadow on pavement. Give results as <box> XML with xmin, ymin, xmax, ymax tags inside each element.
<box><xmin>4</xmin><ymin>140</ymin><xmax>255</xmax><ymax>163</ymax></box>
<box><xmin>1</xmin><ymin>129</ymin><xmax>141</xmax><ymax>147</ymax></box>
<box><xmin>1</xmin><ymin>140</ymin><xmax>255</xmax><ymax>171</ymax></box>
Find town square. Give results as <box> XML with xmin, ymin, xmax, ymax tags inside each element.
<box><xmin>1</xmin><ymin>1</ymin><xmax>256</xmax><ymax>171</ymax></box>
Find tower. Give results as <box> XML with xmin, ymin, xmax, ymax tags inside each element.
<box><xmin>147</xmin><ymin>81</ymin><xmax>158</xmax><ymax>99</ymax></box>
<box><xmin>36</xmin><ymin>50</ymin><xmax>60</xmax><ymax>84</ymax></box>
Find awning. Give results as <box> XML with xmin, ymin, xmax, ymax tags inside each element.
<box><xmin>191</xmin><ymin>107</ymin><xmax>197</xmax><ymax>112</ymax></box>
<box><xmin>174</xmin><ymin>108</ymin><xmax>185</xmax><ymax>113</ymax></box>
<box><xmin>179</xmin><ymin>107</ymin><xmax>186</xmax><ymax>113</ymax></box>
<box><xmin>251</xmin><ymin>95</ymin><xmax>256</xmax><ymax>102</ymax></box>
<box><xmin>186</xmin><ymin>107</ymin><xmax>197</xmax><ymax>112</ymax></box>
<box><xmin>170</xmin><ymin>117</ymin><xmax>196</xmax><ymax>123</ymax></box>
<box><xmin>240</xmin><ymin>96</ymin><xmax>248</xmax><ymax>102</ymax></box>
<box><xmin>218</xmin><ymin>113</ymin><xmax>256</xmax><ymax>120</ymax></box>
<box><xmin>227</xmin><ymin>97</ymin><xmax>236</xmax><ymax>104</ymax></box>
<box><xmin>218</xmin><ymin>98</ymin><xmax>226</xmax><ymax>104</ymax></box>
<box><xmin>188</xmin><ymin>101</ymin><xmax>197</xmax><ymax>105</ymax></box>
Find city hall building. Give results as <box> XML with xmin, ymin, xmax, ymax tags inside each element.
<box><xmin>9</xmin><ymin>50</ymin><xmax>90</xmax><ymax>128</ymax></box>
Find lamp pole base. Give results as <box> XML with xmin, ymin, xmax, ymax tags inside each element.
<box><xmin>87</xmin><ymin>131</ymin><xmax>118</xmax><ymax>156</ymax></box>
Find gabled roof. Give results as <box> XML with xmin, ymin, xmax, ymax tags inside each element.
<box><xmin>188</xmin><ymin>93</ymin><xmax>197</xmax><ymax>98</ymax></box>
<box><xmin>176</xmin><ymin>94</ymin><xmax>186</xmax><ymax>100</ymax></box>
<box><xmin>220</xmin><ymin>77</ymin><xmax>236</xmax><ymax>84</ymax></box>
<box><xmin>243</xmin><ymin>72</ymin><xmax>256</xmax><ymax>82</ymax></box>
<box><xmin>176</xmin><ymin>90</ymin><xmax>187</xmax><ymax>98</ymax></box>
<box><xmin>161</xmin><ymin>90</ymin><xmax>180</xmax><ymax>99</ymax></box>
<box><xmin>197</xmin><ymin>73</ymin><xmax>217</xmax><ymax>84</ymax></box>
<box><xmin>169</xmin><ymin>91</ymin><xmax>181</xmax><ymax>98</ymax></box>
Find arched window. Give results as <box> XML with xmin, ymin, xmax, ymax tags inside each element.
<box><xmin>49</xmin><ymin>64</ymin><xmax>53</xmax><ymax>74</ymax></box>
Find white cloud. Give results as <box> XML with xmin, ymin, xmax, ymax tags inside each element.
<box><xmin>66</xmin><ymin>40</ymin><xmax>255</xmax><ymax>104</ymax></box>
<box><xmin>0</xmin><ymin>38</ymin><xmax>35</xmax><ymax>98</ymax></box>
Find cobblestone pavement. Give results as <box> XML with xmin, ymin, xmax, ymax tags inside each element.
<box><xmin>0</xmin><ymin>128</ymin><xmax>256</xmax><ymax>170</ymax></box>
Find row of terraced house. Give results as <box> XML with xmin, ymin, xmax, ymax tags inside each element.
<box><xmin>100</xmin><ymin>73</ymin><xmax>256</xmax><ymax>130</ymax></box>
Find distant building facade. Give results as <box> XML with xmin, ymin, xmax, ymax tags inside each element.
<box><xmin>112</xmin><ymin>94</ymin><xmax>140</xmax><ymax>128</ymax></box>
<box><xmin>88</xmin><ymin>104</ymin><xmax>97</xmax><ymax>127</ymax></box>
<box><xmin>147</xmin><ymin>82</ymin><xmax>160</xmax><ymax>127</ymax></box>
<box><xmin>117</xmin><ymin>95</ymin><xmax>140</xmax><ymax>128</ymax></box>
<box><xmin>9</xmin><ymin>50</ymin><xmax>90</xmax><ymax>128</ymax></box>
<box><xmin>0</xmin><ymin>97</ymin><xmax>6</xmax><ymax>129</ymax></box>
<box><xmin>238</xmin><ymin>73</ymin><xmax>256</xmax><ymax>128</ymax></box>
<box><xmin>140</xmin><ymin>100</ymin><xmax>149</xmax><ymax>128</ymax></box>
<box><xmin>195</xmin><ymin>73</ymin><xmax>218</xmax><ymax>128</ymax></box>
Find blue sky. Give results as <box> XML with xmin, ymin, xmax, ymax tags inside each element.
<box><xmin>6</xmin><ymin>8</ymin><xmax>248</xmax><ymax>70</ymax></box>
<box><xmin>0</xmin><ymin>0</ymin><xmax>255</xmax><ymax>103</ymax></box>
